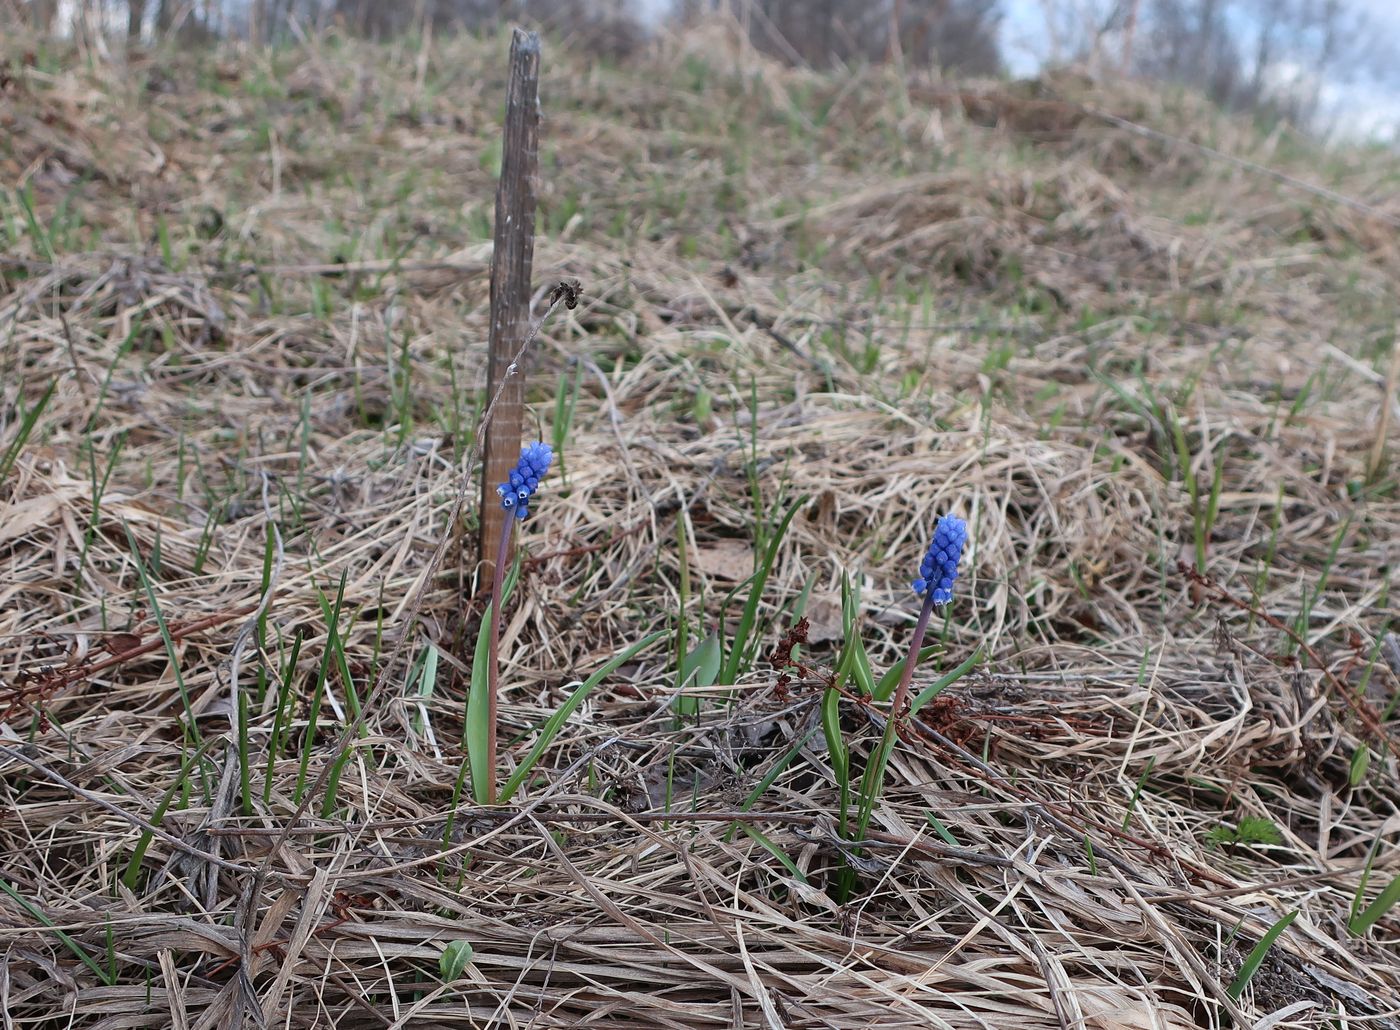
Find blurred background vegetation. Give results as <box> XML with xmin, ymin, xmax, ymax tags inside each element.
<box><xmin>7</xmin><ymin>0</ymin><xmax>1399</xmax><ymax>141</ymax></box>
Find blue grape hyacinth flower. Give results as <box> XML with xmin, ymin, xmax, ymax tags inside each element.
<box><xmin>497</xmin><ymin>442</ymin><xmax>553</xmax><ymax>521</ymax></box>
<box><xmin>913</xmin><ymin>514</ymin><xmax>967</xmax><ymax>604</ymax></box>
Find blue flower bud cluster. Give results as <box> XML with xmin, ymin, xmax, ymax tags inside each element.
<box><xmin>497</xmin><ymin>442</ymin><xmax>553</xmax><ymax>521</ymax></box>
<box><xmin>913</xmin><ymin>514</ymin><xmax>967</xmax><ymax>604</ymax></box>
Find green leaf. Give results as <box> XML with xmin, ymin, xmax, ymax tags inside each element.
<box><xmin>1349</xmin><ymin>745</ymin><xmax>1371</xmax><ymax>788</ymax></box>
<box><xmin>1349</xmin><ymin>874</ymin><xmax>1400</xmax><ymax>937</ymax></box>
<box><xmin>465</xmin><ymin>562</ymin><xmax>520</xmax><ymax>804</ymax></box>
<box><xmin>909</xmin><ymin>650</ymin><xmax>981</xmax><ymax>715</ymax></box>
<box><xmin>0</xmin><ymin>878</ymin><xmax>113</xmax><ymax>986</ymax></box>
<box><xmin>925</xmin><ymin>812</ymin><xmax>960</xmax><ymax>846</ymax></box>
<box><xmin>1206</xmin><ymin>817</ymin><xmax>1282</xmax><ymax>850</ymax></box>
<box><xmin>849</xmin><ymin>635</ymin><xmax>876</xmax><ymax>697</ymax></box>
<box><xmin>874</xmin><ymin>644</ymin><xmax>940</xmax><ymax>702</ymax></box>
<box><xmin>1235</xmin><ymin>817</ymin><xmax>1282</xmax><ymax>846</ymax></box>
<box><xmin>464</xmin><ymin>600</ymin><xmax>495</xmax><ymax>804</ymax></box>
<box><xmin>681</xmin><ymin>632</ymin><xmax>722</xmax><ymax>687</ymax></box>
<box><xmin>820</xmin><ymin>686</ymin><xmax>848</xmax><ymax>792</ymax></box>
<box><xmin>737</xmin><ymin>824</ymin><xmax>808</xmax><ymax>884</ymax></box>
<box><xmin>413</xmin><ymin>643</ymin><xmax>440</xmax><ymax>736</ymax></box>
<box><xmin>1228</xmin><ymin>910</ymin><xmax>1297</xmax><ymax>1000</ymax></box>
<box><xmin>0</xmin><ymin>378</ymin><xmax>56</xmax><ymax>487</ymax></box>
<box><xmin>674</xmin><ymin>632</ymin><xmax>721</xmax><ymax>716</ymax></box>
<box><xmin>831</xmin><ymin>575</ymin><xmax>877</xmax><ymax>698</ymax></box>
<box><xmin>721</xmin><ymin>496</ymin><xmax>808</xmax><ymax>686</ymax></box>
<box><xmin>498</xmin><ymin>631</ymin><xmax>664</xmax><ymax>804</ymax></box>
<box><xmin>438</xmin><ymin>939</ymin><xmax>475</xmax><ymax>982</ymax></box>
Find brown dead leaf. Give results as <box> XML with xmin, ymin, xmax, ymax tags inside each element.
<box><xmin>803</xmin><ymin>594</ymin><xmax>845</xmax><ymax>644</ymax></box>
<box><xmin>691</xmin><ymin>538</ymin><xmax>753</xmax><ymax>582</ymax></box>
<box><xmin>0</xmin><ymin>491</ymin><xmax>70</xmax><ymax>545</ymax></box>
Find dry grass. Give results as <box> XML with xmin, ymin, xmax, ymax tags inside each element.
<box><xmin>1</xmin><ymin>17</ymin><xmax>1399</xmax><ymax>1029</ymax></box>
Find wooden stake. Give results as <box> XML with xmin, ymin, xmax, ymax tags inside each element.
<box><xmin>479</xmin><ymin>28</ymin><xmax>541</xmax><ymax>592</ymax></box>
<box><xmin>1368</xmin><ymin>331</ymin><xmax>1400</xmax><ymax>484</ymax></box>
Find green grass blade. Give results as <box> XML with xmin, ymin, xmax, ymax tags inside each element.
<box><xmin>498</xmin><ymin>631</ymin><xmax>664</xmax><ymax>804</ymax></box>
<box><xmin>464</xmin><ymin>604</ymin><xmax>495</xmax><ymax>803</ymax></box>
<box><xmin>1122</xmin><ymin>756</ymin><xmax>1156</xmax><ymax>831</ymax></box>
<box><xmin>820</xmin><ymin>686</ymin><xmax>848</xmax><ymax>795</ymax></box>
<box><xmin>465</xmin><ymin>561</ymin><xmax>520</xmax><ymax>804</ymax></box>
<box><xmin>263</xmin><ymin>629</ymin><xmax>303</xmax><ymax>804</ymax></box>
<box><xmin>820</xmin><ymin>684</ymin><xmax>851</xmax><ymax>844</ymax></box>
<box><xmin>1349</xmin><ymin>874</ymin><xmax>1400</xmax><ymax>937</ymax></box>
<box><xmin>909</xmin><ymin>649</ymin><xmax>981</xmax><ymax>715</ymax></box>
<box><xmin>852</xmin><ymin>725</ymin><xmax>896</xmax><ymax>854</ymax></box>
<box><xmin>1228</xmin><ymin>910</ymin><xmax>1297</xmax><ymax>1000</ymax></box>
<box><xmin>314</xmin><ymin>578</ymin><xmax>361</xmax><ymax>724</ymax></box>
<box><xmin>15</xmin><ymin>184</ymin><xmax>54</xmax><ymax>262</ymax></box>
<box><xmin>0</xmin><ymin>878</ymin><xmax>113</xmax><ymax>985</ymax></box>
<box><xmin>744</xmin><ymin>725</ymin><xmax>819</xmax><ymax>813</ymax></box>
<box><xmin>721</xmin><ymin>496</ymin><xmax>808</xmax><ymax>685</ymax></box>
<box><xmin>722</xmin><ymin>725</ymin><xmax>820</xmax><ymax>843</ymax></box>
<box><xmin>413</xmin><ymin>642</ymin><xmax>439</xmax><ymax>738</ymax></box>
<box><xmin>123</xmin><ymin>736</ymin><xmax>220</xmax><ymax>891</ymax></box>
<box><xmin>737</xmin><ymin>823</ymin><xmax>808</xmax><ymax>884</ymax></box>
<box><xmin>874</xmin><ymin>644</ymin><xmax>941</xmax><ymax>702</ymax></box>
<box><xmin>122</xmin><ymin>524</ymin><xmax>202</xmax><ymax>748</ymax></box>
<box><xmin>848</xmin><ymin>635</ymin><xmax>876</xmax><ymax>697</ymax></box>
<box><xmin>0</xmin><ymin>378</ymin><xmax>56</xmax><ymax>487</ymax></box>
<box><xmin>294</xmin><ymin>640</ymin><xmax>335</xmax><ymax>805</ymax></box>
<box><xmin>313</xmin><ymin>576</ymin><xmax>363</xmax><ymax>817</ymax></box>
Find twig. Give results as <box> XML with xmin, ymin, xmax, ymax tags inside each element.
<box><xmin>0</xmin><ymin>606</ymin><xmax>257</xmax><ymax>721</ymax></box>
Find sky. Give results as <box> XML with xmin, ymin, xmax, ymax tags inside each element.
<box><xmin>998</xmin><ymin>0</ymin><xmax>1400</xmax><ymax>139</ymax></box>
<box><xmin>1316</xmin><ymin>0</ymin><xmax>1400</xmax><ymax>138</ymax></box>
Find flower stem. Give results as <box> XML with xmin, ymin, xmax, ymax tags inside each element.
<box><xmin>857</xmin><ymin>591</ymin><xmax>938</xmax><ymax>849</ymax></box>
<box><xmin>890</xmin><ymin>592</ymin><xmax>938</xmax><ymax>720</ymax></box>
<box><xmin>486</xmin><ymin>513</ymin><xmax>514</xmax><ymax>803</ymax></box>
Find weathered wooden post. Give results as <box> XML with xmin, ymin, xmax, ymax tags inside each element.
<box><xmin>479</xmin><ymin>29</ymin><xmax>541</xmax><ymax>591</ymax></box>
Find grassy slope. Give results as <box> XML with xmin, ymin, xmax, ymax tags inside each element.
<box><xmin>1</xmin><ymin>21</ymin><xmax>1398</xmax><ymax>1028</ymax></box>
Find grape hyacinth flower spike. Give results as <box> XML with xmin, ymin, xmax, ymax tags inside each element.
<box><xmin>891</xmin><ymin>513</ymin><xmax>967</xmax><ymax>718</ymax></box>
<box><xmin>497</xmin><ymin>441</ymin><xmax>553</xmax><ymax>521</ymax></box>
<box><xmin>912</xmin><ymin>514</ymin><xmax>967</xmax><ymax>605</ymax></box>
